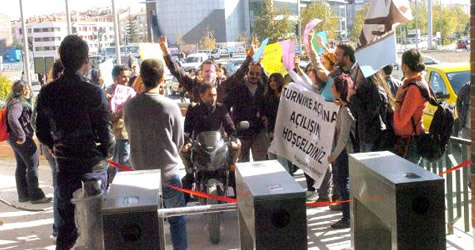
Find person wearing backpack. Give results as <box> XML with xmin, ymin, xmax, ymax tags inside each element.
<box><xmin>393</xmin><ymin>49</ymin><xmax>428</xmax><ymax>164</ymax></box>
<box><xmin>6</xmin><ymin>80</ymin><xmax>51</xmax><ymax>204</ymax></box>
<box><xmin>347</xmin><ymin>69</ymin><xmax>394</xmax><ymax>153</ymax></box>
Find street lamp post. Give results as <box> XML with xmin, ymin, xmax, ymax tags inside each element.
<box><xmin>19</xmin><ymin>0</ymin><xmax>31</xmax><ymax>86</ymax></box>
<box><xmin>65</xmin><ymin>0</ymin><xmax>72</xmax><ymax>35</ymax></box>
<box><xmin>415</xmin><ymin>0</ymin><xmax>418</xmax><ymax>50</ymax></box>
<box><xmin>112</xmin><ymin>0</ymin><xmax>121</xmax><ymax>65</ymax></box>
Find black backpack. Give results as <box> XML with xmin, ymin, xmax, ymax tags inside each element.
<box><xmin>409</xmin><ymin>81</ymin><xmax>455</xmax><ymax>162</ymax></box>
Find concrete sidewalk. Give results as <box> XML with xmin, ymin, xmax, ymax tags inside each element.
<box><xmin>0</xmin><ymin>150</ymin><xmax>472</xmax><ymax>249</ymax></box>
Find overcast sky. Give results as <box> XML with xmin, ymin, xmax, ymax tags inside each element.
<box><xmin>1</xmin><ymin>0</ymin><xmax>143</xmax><ymax>19</ymax></box>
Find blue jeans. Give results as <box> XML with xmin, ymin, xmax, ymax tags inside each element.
<box><xmin>41</xmin><ymin>144</ymin><xmax>59</xmax><ymax>236</ymax></box>
<box><xmin>8</xmin><ymin>137</ymin><xmax>46</xmax><ymax>201</ymax></box>
<box><xmin>108</xmin><ymin>139</ymin><xmax>130</xmax><ymax>184</ymax></box>
<box><xmin>334</xmin><ymin>149</ymin><xmax>350</xmax><ymax>221</ymax></box>
<box><xmin>113</xmin><ymin>139</ymin><xmax>130</xmax><ymax>166</ymax></box>
<box><xmin>56</xmin><ymin>167</ymin><xmax>108</xmax><ymax>250</ymax></box>
<box><xmin>163</xmin><ymin>176</ymin><xmax>188</xmax><ymax>250</ymax></box>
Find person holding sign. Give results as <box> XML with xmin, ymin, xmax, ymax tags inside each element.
<box><xmin>306</xmin><ymin>33</ymin><xmax>337</xmax><ymax>102</ymax></box>
<box><xmin>105</xmin><ymin>65</ymin><xmax>136</xmax><ymax>184</ymax></box>
<box><xmin>224</xmin><ymin>46</ymin><xmax>267</xmax><ymax>162</ymax></box>
<box><xmin>159</xmin><ymin>35</ymin><xmax>252</xmax><ymax>104</ymax></box>
<box><xmin>347</xmin><ymin>69</ymin><xmax>395</xmax><ymax>153</ymax></box>
<box><xmin>328</xmin><ymin>75</ymin><xmax>357</xmax><ymax>229</ymax></box>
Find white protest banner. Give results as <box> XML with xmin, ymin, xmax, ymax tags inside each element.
<box><xmin>268</xmin><ymin>82</ymin><xmax>339</xmax><ymax>187</ymax></box>
<box><xmin>355</xmin><ymin>0</ymin><xmax>412</xmax><ymax>77</ymax></box>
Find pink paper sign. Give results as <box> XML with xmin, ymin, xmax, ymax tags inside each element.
<box><xmin>111</xmin><ymin>84</ymin><xmax>136</xmax><ymax>113</ymax></box>
<box><xmin>279</xmin><ymin>40</ymin><xmax>296</xmax><ymax>71</ymax></box>
<box><xmin>303</xmin><ymin>18</ymin><xmax>322</xmax><ymax>55</ymax></box>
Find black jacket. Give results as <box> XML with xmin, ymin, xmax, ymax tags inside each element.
<box><xmin>36</xmin><ymin>71</ymin><xmax>115</xmax><ymax>174</ymax></box>
<box><xmin>348</xmin><ymin>78</ymin><xmax>388</xmax><ymax>145</ymax></box>
<box><xmin>164</xmin><ymin>55</ymin><xmax>252</xmax><ymax>103</ymax></box>
<box><xmin>224</xmin><ymin>82</ymin><xmax>265</xmax><ymax>139</ymax></box>
<box><xmin>184</xmin><ymin>102</ymin><xmax>235</xmax><ymax>140</ymax></box>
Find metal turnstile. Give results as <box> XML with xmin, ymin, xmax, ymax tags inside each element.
<box><xmin>236</xmin><ymin>160</ymin><xmax>307</xmax><ymax>250</ymax></box>
<box><xmin>349</xmin><ymin>151</ymin><xmax>445</xmax><ymax>250</ymax></box>
<box><xmin>102</xmin><ymin>169</ymin><xmax>163</xmax><ymax>250</ymax></box>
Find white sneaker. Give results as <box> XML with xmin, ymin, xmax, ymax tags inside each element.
<box><xmin>306</xmin><ymin>192</ymin><xmax>319</xmax><ymax>202</ymax></box>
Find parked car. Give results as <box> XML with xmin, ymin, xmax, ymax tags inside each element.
<box><xmin>210</xmin><ymin>49</ymin><xmax>221</xmax><ymax>60</ymax></box>
<box><xmin>456</xmin><ymin>39</ymin><xmax>470</xmax><ymax>50</ymax></box>
<box><xmin>182</xmin><ymin>53</ymin><xmax>208</xmax><ymax>72</ymax></box>
<box><xmin>220</xmin><ymin>48</ymin><xmax>230</xmax><ymax>58</ymax></box>
<box><xmin>226</xmin><ymin>57</ymin><xmax>246</xmax><ymax>74</ymax></box>
<box><xmin>422</xmin><ymin>62</ymin><xmax>470</xmax><ymax>129</ymax></box>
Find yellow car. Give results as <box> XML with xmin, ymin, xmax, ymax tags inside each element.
<box><xmin>423</xmin><ymin>62</ymin><xmax>470</xmax><ymax>129</ymax></box>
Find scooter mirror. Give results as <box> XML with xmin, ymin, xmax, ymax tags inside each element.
<box><xmin>237</xmin><ymin>121</ymin><xmax>250</xmax><ymax>131</ymax></box>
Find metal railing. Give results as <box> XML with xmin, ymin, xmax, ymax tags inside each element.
<box><xmin>420</xmin><ymin>136</ymin><xmax>471</xmax><ymax>234</ymax></box>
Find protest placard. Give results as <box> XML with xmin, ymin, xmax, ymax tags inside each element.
<box><xmin>111</xmin><ymin>84</ymin><xmax>136</xmax><ymax>113</ymax></box>
<box><xmin>268</xmin><ymin>82</ymin><xmax>339</xmax><ymax>187</ymax></box>
<box><xmin>312</xmin><ymin>31</ymin><xmax>328</xmax><ymax>55</ymax></box>
<box><xmin>261</xmin><ymin>42</ymin><xmax>286</xmax><ymax>75</ymax></box>
<box><xmin>303</xmin><ymin>19</ymin><xmax>321</xmax><ymax>56</ymax></box>
<box><xmin>279</xmin><ymin>40</ymin><xmax>296</xmax><ymax>71</ymax></box>
<box><xmin>253</xmin><ymin>37</ymin><xmax>269</xmax><ymax>62</ymax></box>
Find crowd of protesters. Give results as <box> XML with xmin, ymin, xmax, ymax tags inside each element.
<box><xmin>3</xmin><ymin>29</ymin><xmax>437</xmax><ymax>249</ymax></box>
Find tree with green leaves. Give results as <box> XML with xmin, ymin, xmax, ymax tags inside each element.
<box><xmin>252</xmin><ymin>0</ymin><xmax>295</xmax><ymax>43</ymax></box>
<box><xmin>125</xmin><ymin>14</ymin><xmax>139</xmax><ymax>44</ymax></box>
<box><xmin>176</xmin><ymin>32</ymin><xmax>185</xmax><ymax>48</ymax></box>
<box><xmin>0</xmin><ymin>73</ymin><xmax>12</xmax><ymax>105</ymax></box>
<box><xmin>300</xmin><ymin>2</ymin><xmax>339</xmax><ymax>40</ymax></box>
<box><xmin>237</xmin><ymin>31</ymin><xmax>249</xmax><ymax>43</ymax></box>
<box><xmin>199</xmin><ymin>27</ymin><xmax>216</xmax><ymax>50</ymax></box>
<box><xmin>350</xmin><ymin>4</ymin><xmax>369</xmax><ymax>42</ymax></box>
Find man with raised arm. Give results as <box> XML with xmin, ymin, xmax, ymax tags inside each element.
<box><xmin>159</xmin><ymin>35</ymin><xmax>253</xmax><ymax>103</ymax></box>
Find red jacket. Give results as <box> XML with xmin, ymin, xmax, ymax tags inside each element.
<box><xmin>393</xmin><ymin>75</ymin><xmax>428</xmax><ymax>136</ymax></box>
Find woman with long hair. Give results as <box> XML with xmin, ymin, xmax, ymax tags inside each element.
<box><xmin>262</xmin><ymin>73</ymin><xmax>288</xmax><ymax>170</ymax></box>
<box><xmin>393</xmin><ymin>49</ymin><xmax>428</xmax><ymax>163</ymax></box>
<box><xmin>7</xmin><ymin>80</ymin><xmax>50</xmax><ymax>204</ymax></box>
<box><xmin>347</xmin><ymin>69</ymin><xmax>395</xmax><ymax>152</ymax></box>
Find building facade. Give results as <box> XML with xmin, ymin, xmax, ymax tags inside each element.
<box><xmin>155</xmin><ymin>0</ymin><xmax>246</xmax><ymax>45</ymax></box>
<box><xmin>301</xmin><ymin>0</ymin><xmax>348</xmax><ymax>40</ymax></box>
<box><xmin>11</xmin><ymin>10</ymin><xmax>119</xmax><ymax>59</ymax></box>
<box><xmin>0</xmin><ymin>14</ymin><xmax>12</xmax><ymax>55</ymax></box>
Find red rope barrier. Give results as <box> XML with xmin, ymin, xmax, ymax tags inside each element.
<box><xmin>108</xmin><ymin>160</ymin><xmax>470</xmax><ymax>207</ymax></box>
<box><xmin>164</xmin><ymin>184</ymin><xmax>237</xmax><ymax>203</ymax></box>
<box><xmin>306</xmin><ymin>199</ymin><xmax>350</xmax><ymax>208</ymax></box>
<box><xmin>438</xmin><ymin>159</ymin><xmax>472</xmax><ymax>176</ymax></box>
<box><xmin>107</xmin><ymin>160</ymin><xmax>133</xmax><ymax>171</ymax></box>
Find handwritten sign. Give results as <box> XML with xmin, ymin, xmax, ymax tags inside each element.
<box><xmin>269</xmin><ymin>82</ymin><xmax>339</xmax><ymax>187</ymax></box>
<box><xmin>111</xmin><ymin>84</ymin><xmax>136</xmax><ymax>113</ymax></box>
